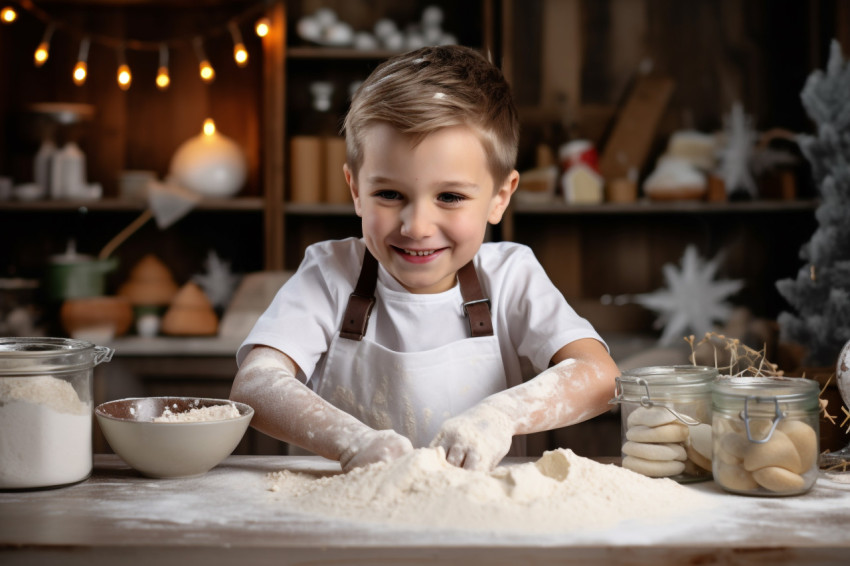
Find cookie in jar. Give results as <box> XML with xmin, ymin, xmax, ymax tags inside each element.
<box><xmin>711</xmin><ymin>377</ymin><xmax>820</xmax><ymax>496</ymax></box>
<box><xmin>611</xmin><ymin>366</ymin><xmax>718</xmax><ymax>483</ymax></box>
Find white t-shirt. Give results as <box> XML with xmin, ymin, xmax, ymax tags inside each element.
<box><xmin>238</xmin><ymin>238</ymin><xmax>604</xmax><ymax>387</ymax></box>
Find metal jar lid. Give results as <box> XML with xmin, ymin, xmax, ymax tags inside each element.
<box><xmin>711</xmin><ymin>377</ymin><xmax>820</xmax><ymax>443</ymax></box>
<box><xmin>613</xmin><ymin>365</ymin><xmax>719</xmax><ymax>402</ymax></box>
<box><xmin>611</xmin><ymin>365</ymin><xmax>718</xmax><ymax>425</ymax></box>
<box><xmin>0</xmin><ymin>337</ymin><xmax>114</xmax><ymax>376</ymax></box>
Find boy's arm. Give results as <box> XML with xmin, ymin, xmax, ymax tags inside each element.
<box><xmin>230</xmin><ymin>345</ymin><xmax>413</xmax><ymax>471</ymax></box>
<box><xmin>430</xmin><ymin>338</ymin><xmax>619</xmax><ymax>471</ymax></box>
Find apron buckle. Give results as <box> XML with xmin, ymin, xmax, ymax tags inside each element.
<box><xmin>339</xmin><ymin>293</ymin><xmax>376</xmax><ymax>341</ymax></box>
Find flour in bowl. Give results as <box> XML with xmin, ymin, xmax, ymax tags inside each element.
<box><xmin>267</xmin><ymin>447</ymin><xmax>712</xmax><ymax>533</ymax></box>
<box><xmin>153</xmin><ymin>403</ymin><xmax>241</xmax><ymax>423</ymax></box>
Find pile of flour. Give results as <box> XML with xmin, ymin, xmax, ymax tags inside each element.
<box><xmin>0</xmin><ymin>375</ymin><xmax>91</xmax><ymax>488</ymax></box>
<box><xmin>267</xmin><ymin>447</ymin><xmax>712</xmax><ymax>532</ymax></box>
<box><xmin>153</xmin><ymin>403</ymin><xmax>241</xmax><ymax>423</ymax></box>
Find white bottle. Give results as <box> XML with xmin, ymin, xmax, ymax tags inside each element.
<box><xmin>51</xmin><ymin>142</ymin><xmax>87</xmax><ymax>199</ymax></box>
<box><xmin>34</xmin><ymin>139</ymin><xmax>56</xmax><ymax>197</ymax></box>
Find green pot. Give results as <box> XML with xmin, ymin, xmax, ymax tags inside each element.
<box><xmin>46</xmin><ymin>256</ymin><xmax>118</xmax><ymax>301</ymax></box>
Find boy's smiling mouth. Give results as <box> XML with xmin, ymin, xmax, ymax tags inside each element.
<box><xmin>391</xmin><ymin>246</ymin><xmax>446</xmax><ymax>261</ymax></box>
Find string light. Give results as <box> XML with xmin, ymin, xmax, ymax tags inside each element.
<box><xmin>1</xmin><ymin>6</ymin><xmax>17</xmax><ymax>23</ymax></box>
<box><xmin>73</xmin><ymin>37</ymin><xmax>90</xmax><ymax>85</ymax></box>
<box><xmin>229</xmin><ymin>22</ymin><xmax>248</xmax><ymax>67</ymax></box>
<box><xmin>254</xmin><ymin>17</ymin><xmax>270</xmax><ymax>38</ymax></box>
<box><xmin>33</xmin><ymin>24</ymin><xmax>55</xmax><ymax>66</ymax></box>
<box><xmin>193</xmin><ymin>37</ymin><xmax>215</xmax><ymax>83</ymax></box>
<box><xmin>116</xmin><ymin>47</ymin><xmax>132</xmax><ymax>90</ymax></box>
<box><xmin>14</xmin><ymin>1</ymin><xmax>269</xmax><ymax>85</ymax></box>
<box><xmin>156</xmin><ymin>43</ymin><xmax>170</xmax><ymax>90</ymax></box>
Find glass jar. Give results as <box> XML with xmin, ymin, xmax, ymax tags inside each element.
<box><xmin>0</xmin><ymin>337</ymin><xmax>113</xmax><ymax>489</ymax></box>
<box><xmin>712</xmin><ymin>377</ymin><xmax>820</xmax><ymax>496</ymax></box>
<box><xmin>611</xmin><ymin>365</ymin><xmax>718</xmax><ymax>483</ymax></box>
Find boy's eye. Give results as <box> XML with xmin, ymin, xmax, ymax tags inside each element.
<box><xmin>437</xmin><ymin>193</ymin><xmax>465</xmax><ymax>204</ymax></box>
<box><xmin>373</xmin><ymin>190</ymin><xmax>402</xmax><ymax>200</ymax></box>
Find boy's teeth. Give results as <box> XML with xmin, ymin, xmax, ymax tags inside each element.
<box><xmin>404</xmin><ymin>249</ymin><xmax>435</xmax><ymax>256</ymax></box>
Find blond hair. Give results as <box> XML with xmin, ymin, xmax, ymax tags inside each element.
<box><xmin>343</xmin><ymin>45</ymin><xmax>519</xmax><ymax>186</ymax></box>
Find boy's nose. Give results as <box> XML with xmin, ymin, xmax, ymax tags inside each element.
<box><xmin>400</xmin><ymin>203</ymin><xmax>435</xmax><ymax>239</ymax></box>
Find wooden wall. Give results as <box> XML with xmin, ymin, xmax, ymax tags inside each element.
<box><xmin>505</xmin><ymin>0</ymin><xmax>849</xmax><ymax>172</ymax></box>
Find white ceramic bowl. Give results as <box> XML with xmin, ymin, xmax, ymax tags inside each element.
<box><xmin>95</xmin><ymin>397</ymin><xmax>253</xmax><ymax>479</ymax></box>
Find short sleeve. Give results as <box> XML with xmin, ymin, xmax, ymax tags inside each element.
<box><xmin>236</xmin><ymin>238</ymin><xmax>364</xmax><ymax>378</ymax></box>
<box><xmin>479</xmin><ymin>243</ymin><xmax>605</xmax><ymax>373</ymax></box>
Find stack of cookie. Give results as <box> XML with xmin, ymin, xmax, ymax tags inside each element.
<box><xmin>713</xmin><ymin>418</ymin><xmax>817</xmax><ymax>494</ymax></box>
<box><xmin>621</xmin><ymin>406</ymin><xmax>712</xmax><ymax>479</ymax></box>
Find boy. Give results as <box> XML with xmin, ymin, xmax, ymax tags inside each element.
<box><xmin>230</xmin><ymin>45</ymin><xmax>619</xmax><ymax>472</ymax></box>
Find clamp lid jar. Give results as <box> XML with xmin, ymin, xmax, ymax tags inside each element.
<box><xmin>0</xmin><ymin>337</ymin><xmax>113</xmax><ymax>490</ymax></box>
<box><xmin>611</xmin><ymin>365</ymin><xmax>718</xmax><ymax>483</ymax></box>
<box><xmin>711</xmin><ymin>376</ymin><xmax>820</xmax><ymax>496</ymax></box>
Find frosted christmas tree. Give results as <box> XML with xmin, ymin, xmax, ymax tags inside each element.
<box><xmin>776</xmin><ymin>40</ymin><xmax>850</xmax><ymax>367</ymax></box>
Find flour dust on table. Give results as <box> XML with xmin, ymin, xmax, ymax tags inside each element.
<box><xmin>266</xmin><ymin>447</ymin><xmax>712</xmax><ymax>532</ymax></box>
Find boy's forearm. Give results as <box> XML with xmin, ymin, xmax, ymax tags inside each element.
<box><xmin>478</xmin><ymin>354</ymin><xmax>617</xmax><ymax>436</ymax></box>
<box><xmin>230</xmin><ymin>347</ymin><xmax>369</xmax><ymax>461</ymax></box>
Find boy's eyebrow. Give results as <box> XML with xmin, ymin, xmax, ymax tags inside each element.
<box><xmin>365</xmin><ymin>176</ymin><xmax>481</xmax><ymax>192</ymax></box>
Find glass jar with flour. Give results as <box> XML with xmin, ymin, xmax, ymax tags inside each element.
<box><xmin>711</xmin><ymin>377</ymin><xmax>820</xmax><ymax>496</ymax></box>
<box><xmin>0</xmin><ymin>337</ymin><xmax>113</xmax><ymax>489</ymax></box>
<box><xmin>611</xmin><ymin>365</ymin><xmax>718</xmax><ymax>483</ymax></box>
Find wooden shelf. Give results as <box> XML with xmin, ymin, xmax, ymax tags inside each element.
<box><xmin>0</xmin><ymin>197</ymin><xmax>265</xmax><ymax>212</ymax></box>
<box><xmin>287</xmin><ymin>46</ymin><xmax>403</xmax><ymax>60</ymax></box>
<box><xmin>284</xmin><ymin>202</ymin><xmax>356</xmax><ymax>215</ymax></box>
<box><xmin>509</xmin><ymin>198</ymin><xmax>819</xmax><ymax>215</ymax></box>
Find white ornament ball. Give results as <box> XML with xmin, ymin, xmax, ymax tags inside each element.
<box><xmin>353</xmin><ymin>32</ymin><xmax>379</xmax><ymax>51</ymax></box>
<box><xmin>297</xmin><ymin>17</ymin><xmax>322</xmax><ymax>42</ymax></box>
<box><xmin>422</xmin><ymin>5</ymin><xmax>444</xmax><ymax>27</ymax></box>
<box><xmin>313</xmin><ymin>8</ymin><xmax>337</xmax><ymax>28</ymax></box>
<box><xmin>324</xmin><ymin>21</ymin><xmax>354</xmax><ymax>46</ymax></box>
<box><xmin>374</xmin><ymin>18</ymin><xmax>398</xmax><ymax>39</ymax></box>
<box><xmin>170</xmin><ymin>128</ymin><xmax>247</xmax><ymax>198</ymax></box>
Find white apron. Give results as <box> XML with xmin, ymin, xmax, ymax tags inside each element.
<box><xmin>312</xmin><ymin>250</ymin><xmax>516</xmax><ymax>450</ymax></box>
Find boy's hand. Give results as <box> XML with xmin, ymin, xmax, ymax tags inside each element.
<box><xmin>430</xmin><ymin>404</ymin><xmax>514</xmax><ymax>471</ymax></box>
<box><xmin>340</xmin><ymin>428</ymin><xmax>414</xmax><ymax>472</ymax></box>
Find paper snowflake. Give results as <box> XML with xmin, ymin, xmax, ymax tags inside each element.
<box><xmin>193</xmin><ymin>250</ymin><xmax>241</xmax><ymax>310</ymax></box>
<box><xmin>633</xmin><ymin>245</ymin><xmax>744</xmax><ymax>345</ymax></box>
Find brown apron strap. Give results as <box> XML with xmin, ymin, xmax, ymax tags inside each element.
<box><xmin>339</xmin><ymin>249</ymin><xmax>493</xmax><ymax>340</ymax></box>
<box><xmin>457</xmin><ymin>260</ymin><xmax>494</xmax><ymax>338</ymax></box>
<box><xmin>339</xmin><ymin>249</ymin><xmax>379</xmax><ymax>341</ymax></box>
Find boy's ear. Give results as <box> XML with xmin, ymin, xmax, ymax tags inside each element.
<box><xmin>487</xmin><ymin>169</ymin><xmax>519</xmax><ymax>225</ymax></box>
<box><xmin>344</xmin><ymin>164</ymin><xmax>363</xmax><ymax>217</ymax></box>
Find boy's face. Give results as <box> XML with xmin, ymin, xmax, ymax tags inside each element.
<box><xmin>345</xmin><ymin>123</ymin><xmax>518</xmax><ymax>294</ymax></box>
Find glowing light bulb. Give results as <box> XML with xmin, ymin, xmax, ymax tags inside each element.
<box><xmin>255</xmin><ymin>17</ymin><xmax>270</xmax><ymax>38</ymax></box>
<box><xmin>193</xmin><ymin>38</ymin><xmax>215</xmax><ymax>83</ymax></box>
<box><xmin>156</xmin><ymin>67</ymin><xmax>170</xmax><ymax>89</ymax></box>
<box><xmin>117</xmin><ymin>64</ymin><xmax>132</xmax><ymax>90</ymax></box>
<box><xmin>203</xmin><ymin>119</ymin><xmax>216</xmax><ymax>136</ymax></box>
<box><xmin>73</xmin><ymin>38</ymin><xmax>90</xmax><ymax>86</ymax></box>
<box><xmin>156</xmin><ymin>44</ymin><xmax>170</xmax><ymax>90</ymax></box>
<box><xmin>1</xmin><ymin>6</ymin><xmax>17</xmax><ymax>23</ymax></box>
<box><xmin>199</xmin><ymin>60</ymin><xmax>215</xmax><ymax>82</ymax></box>
<box><xmin>233</xmin><ymin>43</ymin><xmax>248</xmax><ymax>66</ymax></box>
<box><xmin>73</xmin><ymin>61</ymin><xmax>87</xmax><ymax>85</ymax></box>
<box><xmin>228</xmin><ymin>23</ymin><xmax>249</xmax><ymax>67</ymax></box>
<box><xmin>34</xmin><ymin>42</ymin><xmax>49</xmax><ymax>66</ymax></box>
<box><xmin>33</xmin><ymin>25</ymin><xmax>54</xmax><ymax>67</ymax></box>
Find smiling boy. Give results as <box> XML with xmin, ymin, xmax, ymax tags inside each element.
<box><xmin>230</xmin><ymin>45</ymin><xmax>619</xmax><ymax>472</ymax></box>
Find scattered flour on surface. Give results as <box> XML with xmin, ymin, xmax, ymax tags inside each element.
<box><xmin>0</xmin><ymin>375</ymin><xmax>91</xmax><ymax>488</ymax></box>
<box><xmin>152</xmin><ymin>403</ymin><xmax>241</xmax><ymax>423</ymax></box>
<box><xmin>266</xmin><ymin>447</ymin><xmax>713</xmax><ymax>533</ymax></box>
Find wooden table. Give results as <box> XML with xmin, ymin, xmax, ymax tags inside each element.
<box><xmin>2</xmin><ymin>455</ymin><xmax>849</xmax><ymax>565</ymax></box>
